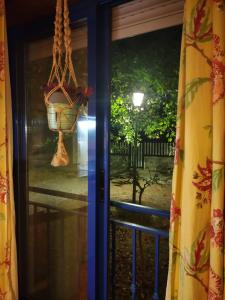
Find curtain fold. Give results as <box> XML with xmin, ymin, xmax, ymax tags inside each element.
<box><xmin>0</xmin><ymin>0</ymin><xmax>18</xmax><ymax>299</ymax></box>
<box><xmin>166</xmin><ymin>0</ymin><xmax>225</xmax><ymax>299</ymax></box>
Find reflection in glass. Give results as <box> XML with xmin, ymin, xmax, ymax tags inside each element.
<box><xmin>26</xmin><ymin>23</ymin><xmax>88</xmax><ymax>300</ymax></box>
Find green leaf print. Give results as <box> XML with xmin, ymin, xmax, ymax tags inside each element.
<box><xmin>187</xmin><ymin>0</ymin><xmax>212</xmax><ymax>43</ymax></box>
<box><xmin>182</xmin><ymin>77</ymin><xmax>211</xmax><ymax>109</ymax></box>
<box><xmin>180</xmin><ymin>149</ymin><xmax>184</xmax><ymax>161</ymax></box>
<box><xmin>212</xmin><ymin>168</ymin><xmax>223</xmax><ymax>191</ymax></box>
<box><xmin>189</xmin><ymin>226</ymin><xmax>209</xmax><ymax>273</ymax></box>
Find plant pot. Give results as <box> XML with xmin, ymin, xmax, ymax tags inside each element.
<box><xmin>47</xmin><ymin>91</ymin><xmax>77</xmax><ymax>131</ymax></box>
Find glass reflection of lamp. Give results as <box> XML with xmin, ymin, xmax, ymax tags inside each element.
<box><xmin>77</xmin><ymin>118</ymin><xmax>96</xmax><ymax>175</ymax></box>
<box><xmin>132</xmin><ymin>92</ymin><xmax>144</xmax><ymax>203</ymax></box>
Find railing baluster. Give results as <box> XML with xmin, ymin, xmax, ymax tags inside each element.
<box><xmin>131</xmin><ymin>229</ymin><xmax>137</xmax><ymax>300</ymax></box>
<box><xmin>112</xmin><ymin>223</ymin><xmax>116</xmax><ymax>300</ymax></box>
<box><xmin>153</xmin><ymin>235</ymin><xmax>160</xmax><ymax>300</ymax></box>
<box><xmin>111</xmin><ymin>140</ymin><xmax>176</xmax><ymax>157</ymax></box>
<box><xmin>110</xmin><ymin>219</ymin><xmax>169</xmax><ymax>299</ymax></box>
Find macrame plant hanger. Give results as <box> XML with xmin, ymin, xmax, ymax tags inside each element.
<box><xmin>44</xmin><ymin>0</ymin><xmax>86</xmax><ymax>167</ymax></box>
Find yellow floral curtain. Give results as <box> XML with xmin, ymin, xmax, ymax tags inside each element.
<box><xmin>166</xmin><ymin>0</ymin><xmax>225</xmax><ymax>299</ymax></box>
<box><xmin>0</xmin><ymin>0</ymin><xmax>18</xmax><ymax>299</ymax></box>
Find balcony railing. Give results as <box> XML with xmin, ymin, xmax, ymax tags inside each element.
<box><xmin>110</xmin><ymin>200</ymin><xmax>170</xmax><ymax>300</ymax></box>
<box><xmin>28</xmin><ymin>188</ymin><xmax>170</xmax><ymax>299</ymax></box>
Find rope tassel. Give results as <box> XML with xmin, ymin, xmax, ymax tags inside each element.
<box><xmin>51</xmin><ymin>131</ymin><xmax>69</xmax><ymax>167</ymax></box>
<box><xmin>43</xmin><ymin>0</ymin><xmax>88</xmax><ymax>167</ymax></box>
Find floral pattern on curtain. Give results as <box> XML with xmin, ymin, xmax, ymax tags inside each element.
<box><xmin>166</xmin><ymin>0</ymin><xmax>225</xmax><ymax>299</ymax></box>
<box><xmin>0</xmin><ymin>0</ymin><xmax>18</xmax><ymax>299</ymax></box>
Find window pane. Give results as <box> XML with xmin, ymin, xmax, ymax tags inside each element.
<box><xmin>26</xmin><ymin>22</ymin><xmax>88</xmax><ymax>300</ymax></box>
<box><xmin>110</xmin><ymin>25</ymin><xmax>181</xmax><ymax>208</ymax></box>
<box><xmin>109</xmin><ymin>25</ymin><xmax>181</xmax><ymax>299</ymax></box>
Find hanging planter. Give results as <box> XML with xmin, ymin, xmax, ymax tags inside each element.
<box><xmin>43</xmin><ymin>0</ymin><xmax>88</xmax><ymax>167</ymax></box>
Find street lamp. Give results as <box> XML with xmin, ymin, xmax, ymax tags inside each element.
<box><xmin>132</xmin><ymin>92</ymin><xmax>144</xmax><ymax>203</ymax></box>
<box><xmin>132</xmin><ymin>92</ymin><xmax>144</xmax><ymax>107</ymax></box>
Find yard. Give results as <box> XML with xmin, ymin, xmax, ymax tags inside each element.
<box><xmin>28</xmin><ymin>153</ymin><xmax>172</xmax><ymax>299</ymax></box>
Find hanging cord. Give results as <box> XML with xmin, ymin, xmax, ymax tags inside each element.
<box><xmin>45</xmin><ymin>0</ymin><xmax>78</xmax><ymax>105</ymax></box>
<box><xmin>47</xmin><ymin>0</ymin><xmax>63</xmax><ymax>87</ymax></box>
<box><xmin>62</xmin><ymin>0</ymin><xmax>78</xmax><ymax>87</ymax></box>
<box><xmin>51</xmin><ymin>130</ymin><xmax>69</xmax><ymax>167</ymax></box>
<box><xmin>44</xmin><ymin>0</ymin><xmax>83</xmax><ymax>167</ymax></box>
<box><xmin>60</xmin><ymin>0</ymin><xmax>78</xmax><ymax>107</ymax></box>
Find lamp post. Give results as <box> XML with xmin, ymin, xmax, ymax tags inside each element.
<box><xmin>132</xmin><ymin>92</ymin><xmax>144</xmax><ymax>203</ymax></box>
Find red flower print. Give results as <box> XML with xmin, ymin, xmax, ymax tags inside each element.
<box><xmin>208</xmin><ymin>266</ymin><xmax>223</xmax><ymax>300</ymax></box>
<box><xmin>212</xmin><ymin>0</ymin><xmax>225</xmax><ymax>10</ymax></box>
<box><xmin>183</xmin><ymin>227</ymin><xmax>209</xmax><ymax>275</ymax></box>
<box><xmin>0</xmin><ymin>173</ymin><xmax>8</xmax><ymax>204</ymax></box>
<box><xmin>0</xmin><ymin>244</ymin><xmax>11</xmax><ymax>271</ymax></box>
<box><xmin>170</xmin><ymin>194</ymin><xmax>181</xmax><ymax>223</ymax></box>
<box><xmin>174</xmin><ymin>138</ymin><xmax>180</xmax><ymax>165</ymax></box>
<box><xmin>210</xmin><ymin>209</ymin><xmax>224</xmax><ymax>248</ymax></box>
<box><xmin>211</xmin><ymin>35</ymin><xmax>225</xmax><ymax>104</ymax></box>
<box><xmin>186</xmin><ymin>0</ymin><xmax>212</xmax><ymax>43</ymax></box>
<box><xmin>212</xmin><ymin>59</ymin><xmax>225</xmax><ymax>76</ymax></box>
<box><xmin>213</xmin><ymin>35</ymin><xmax>224</xmax><ymax>57</ymax></box>
<box><xmin>193</xmin><ymin>232</ymin><xmax>207</xmax><ymax>271</ymax></box>
<box><xmin>211</xmin><ymin>59</ymin><xmax>225</xmax><ymax>103</ymax></box>
<box><xmin>214</xmin><ymin>231</ymin><xmax>223</xmax><ymax>247</ymax></box>
<box><xmin>193</xmin><ymin>158</ymin><xmax>212</xmax><ymax>207</ymax></box>
<box><xmin>209</xmin><ymin>226</ymin><xmax>215</xmax><ymax>239</ymax></box>
<box><xmin>193</xmin><ymin>0</ymin><xmax>206</xmax><ymax>37</ymax></box>
<box><xmin>213</xmin><ymin>209</ymin><xmax>223</xmax><ymax>218</ymax></box>
<box><xmin>0</xmin><ymin>0</ymin><xmax>4</xmax><ymax>16</ymax></box>
<box><xmin>0</xmin><ymin>288</ymin><xmax>6</xmax><ymax>300</ymax></box>
<box><xmin>0</xmin><ymin>42</ymin><xmax>4</xmax><ymax>81</ymax></box>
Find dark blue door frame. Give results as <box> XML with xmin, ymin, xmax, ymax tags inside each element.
<box><xmin>87</xmin><ymin>2</ymin><xmax>111</xmax><ymax>299</ymax></box>
<box><xmin>9</xmin><ymin>1</ymin><xmax>172</xmax><ymax>299</ymax></box>
<box><xmin>9</xmin><ymin>1</ymin><xmax>120</xmax><ymax>299</ymax></box>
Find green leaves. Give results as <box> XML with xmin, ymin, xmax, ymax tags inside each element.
<box><xmin>189</xmin><ymin>226</ymin><xmax>209</xmax><ymax>274</ymax></box>
<box><xmin>181</xmin><ymin>77</ymin><xmax>211</xmax><ymax>109</ymax></box>
<box><xmin>212</xmin><ymin>168</ymin><xmax>223</xmax><ymax>191</ymax></box>
<box><xmin>111</xmin><ymin>26</ymin><xmax>181</xmax><ymax>143</ymax></box>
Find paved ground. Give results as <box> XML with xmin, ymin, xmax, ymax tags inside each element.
<box><xmin>29</xmin><ymin>163</ymin><xmax>171</xmax><ymax>210</ymax></box>
<box><xmin>28</xmin><ymin>161</ymin><xmax>171</xmax><ymax>299</ymax></box>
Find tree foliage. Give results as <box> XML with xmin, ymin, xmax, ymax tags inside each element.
<box><xmin>111</xmin><ymin>26</ymin><xmax>182</xmax><ymax>143</ymax></box>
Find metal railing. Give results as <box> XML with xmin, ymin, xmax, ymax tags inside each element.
<box><xmin>110</xmin><ymin>200</ymin><xmax>170</xmax><ymax>300</ymax></box>
<box><xmin>28</xmin><ymin>199</ymin><xmax>87</xmax><ymax>297</ymax></box>
<box><xmin>111</xmin><ymin>141</ymin><xmax>175</xmax><ymax>157</ymax></box>
<box><xmin>28</xmin><ymin>187</ymin><xmax>170</xmax><ymax>299</ymax></box>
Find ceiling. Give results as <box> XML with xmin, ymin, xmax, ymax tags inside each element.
<box><xmin>6</xmin><ymin>0</ymin><xmax>79</xmax><ymax>27</ymax></box>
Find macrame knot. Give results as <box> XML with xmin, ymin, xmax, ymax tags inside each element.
<box><xmin>43</xmin><ymin>0</ymin><xmax>88</xmax><ymax>167</ymax></box>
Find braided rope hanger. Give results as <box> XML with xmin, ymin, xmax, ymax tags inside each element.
<box><xmin>45</xmin><ymin>0</ymin><xmax>78</xmax><ymax>107</ymax></box>
<box><xmin>44</xmin><ymin>0</ymin><xmax>86</xmax><ymax>167</ymax></box>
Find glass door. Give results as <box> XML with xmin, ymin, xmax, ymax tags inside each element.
<box><xmin>13</xmin><ymin>3</ymin><xmax>111</xmax><ymax>299</ymax></box>
<box><xmin>108</xmin><ymin>0</ymin><xmax>183</xmax><ymax>299</ymax></box>
<box><xmin>12</xmin><ymin>1</ymin><xmax>183</xmax><ymax>299</ymax></box>
<box><xmin>25</xmin><ymin>21</ymin><xmax>89</xmax><ymax>300</ymax></box>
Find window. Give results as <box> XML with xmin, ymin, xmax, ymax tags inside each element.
<box><xmin>26</xmin><ymin>22</ymin><xmax>88</xmax><ymax>299</ymax></box>
<box><xmin>109</xmin><ymin>1</ymin><xmax>183</xmax><ymax>298</ymax></box>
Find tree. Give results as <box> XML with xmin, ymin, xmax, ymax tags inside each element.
<box><xmin>112</xmin><ymin>168</ymin><xmax>160</xmax><ymax>205</ymax></box>
<box><xmin>111</xmin><ymin>26</ymin><xmax>182</xmax><ymax>143</ymax></box>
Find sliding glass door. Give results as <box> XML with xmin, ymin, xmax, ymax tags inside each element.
<box><xmin>12</xmin><ymin>1</ymin><xmax>183</xmax><ymax>299</ymax></box>
<box><xmin>13</xmin><ymin>3</ymin><xmax>111</xmax><ymax>298</ymax></box>
<box><xmin>25</xmin><ymin>21</ymin><xmax>88</xmax><ymax>300</ymax></box>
